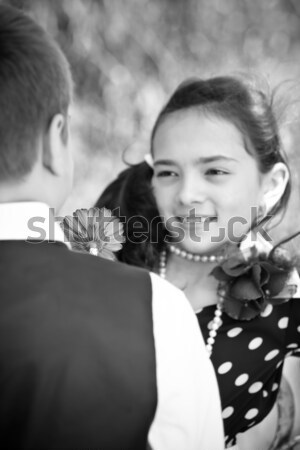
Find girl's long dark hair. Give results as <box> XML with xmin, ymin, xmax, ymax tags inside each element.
<box><xmin>96</xmin><ymin>162</ymin><xmax>165</xmax><ymax>269</ymax></box>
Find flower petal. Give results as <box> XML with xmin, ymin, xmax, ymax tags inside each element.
<box><xmin>223</xmin><ymin>296</ymin><xmax>265</xmax><ymax>320</ymax></box>
<box><xmin>75</xmin><ymin>209</ymin><xmax>88</xmax><ymax>229</ymax></box>
<box><xmin>265</xmin><ymin>270</ymin><xmax>290</xmax><ymax>296</ymax></box>
<box><xmin>210</xmin><ymin>266</ymin><xmax>232</xmax><ymax>282</ymax></box>
<box><xmin>103</xmin><ymin>242</ymin><xmax>123</xmax><ymax>252</ymax></box>
<box><xmin>230</xmin><ymin>276</ymin><xmax>263</xmax><ymax>300</ymax></box>
<box><xmin>99</xmin><ymin>247</ymin><xmax>116</xmax><ymax>261</ymax></box>
<box><xmin>251</xmin><ymin>264</ymin><xmax>269</xmax><ymax>288</ymax></box>
<box><xmin>221</xmin><ymin>258</ymin><xmax>250</xmax><ymax>277</ymax></box>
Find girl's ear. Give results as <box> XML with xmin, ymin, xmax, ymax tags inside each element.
<box><xmin>262</xmin><ymin>162</ymin><xmax>289</xmax><ymax>213</ymax></box>
<box><xmin>42</xmin><ymin>113</ymin><xmax>68</xmax><ymax>176</ymax></box>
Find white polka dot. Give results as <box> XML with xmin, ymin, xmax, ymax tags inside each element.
<box><xmin>261</xmin><ymin>304</ymin><xmax>273</xmax><ymax>317</ymax></box>
<box><xmin>287</xmin><ymin>343</ymin><xmax>298</xmax><ymax>349</ymax></box>
<box><xmin>218</xmin><ymin>362</ymin><xmax>233</xmax><ymax>374</ymax></box>
<box><xmin>245</xmin><ymin>408</ymin><xmax>259</xmax><ymax>420</ymax></box>
<box><xmin>222</xmin><ymin>406</ymin><xmax>234</xmax><ymax>419</ymax></box>
<box><xmin>276</xmin><ymin>360</ymin><xmax>283</xmax><ymax>369</ymax></box>
<box><xmin>247</xmin><ymin>421</ymin><xmax>256</xmax><ymax>428</ymax></box>
<box><xmin>263</xmin><ymin>390</ymin><xmax>268</xmax><ymax>397</ymax></box>
<box><xmin>297</xmin><ymin>326</ymin><xmax>300</xmax><ymax>333</ymax></box>
<box><xmin>278</xmin><ymin>317</ymin><xmax>289</xmax><ymax>329</ymax></box>
<box><xmin>272</xmin><ymin>383</ymin><xmax>279</xmax><ymax>391</ymax></box>
<box><xmin>248</xmin><ymin>381</ymin><xmax>263</xmax><ymax>394</ymax></box>
<box><xmin>235</xmin><ymin>373</ymin><xmax>249</xmax><ymax>386</ymax></box>
<box><xmin>227</xmin><ymin>327</ymin><xmax>243</xmax><ymax>338</ymax></box>
<box><xmin>264</xmin><ymin>349</ymin><xmax>280</xmax><ymax>361</ymax></box>
<box><xmin>248</xmin><ymin>337</ymin><xmax>263</xmax><ymax>350</ymax></box>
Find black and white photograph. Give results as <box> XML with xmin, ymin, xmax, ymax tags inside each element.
<box><xmin>1</xmin><ymin>1</ymin><xmax>300</xmax><ymax>449</ymax></box>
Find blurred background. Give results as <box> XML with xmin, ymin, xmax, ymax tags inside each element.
<box><xmin>2</xmin><ymin>0</ymin><xmax>300</xmax><ymax>240</ymax></box>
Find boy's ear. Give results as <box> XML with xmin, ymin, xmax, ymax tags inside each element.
<box><xmin>262</xmin><ymin>162</ymin><xmax>289</xmax><ymax>213</ymax></box>
<box><xmin>42</xmin><ymin>113</ymin><xmax>67</xmax><ymax>176</ymax></box>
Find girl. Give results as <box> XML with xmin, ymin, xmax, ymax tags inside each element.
<box><xmin>96</xmin><ymin>76</ymin><xmax>300</xmax><ymax>448</ymax></box>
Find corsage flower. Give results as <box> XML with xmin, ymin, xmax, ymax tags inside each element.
<box><xmin>211</xmin><ymin>232</ymin><xmax>300</xmax><ymax>321</ymax></box>
<box><xmin>61</xmin><ymin>207</ymin><xmax>124</xmax><ymax>261</ymax></box>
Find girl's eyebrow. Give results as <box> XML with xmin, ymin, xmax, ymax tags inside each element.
<box><xmin>153</xmin><ymin>159</ymin><xmax>176</xmax><ymax>166</ymax></box>
<box><xmin>153</xmin><ymin>156</ymin><xmax>238</xmax><ymax>166</ymax></box>
<box><xmin>196</xmin><ymin>156</ymin><xmax>238</xmax><ymax>164</ymax></box>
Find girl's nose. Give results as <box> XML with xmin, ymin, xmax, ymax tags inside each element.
<box><xmin>177</xmin><ymin>174</ymin><xmax>208</xmax><ymax>206</ymax></box>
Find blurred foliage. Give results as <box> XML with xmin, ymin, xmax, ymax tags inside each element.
<box><xmin>2</xmin><ymin>0</ymin><xmax>300</xmax><ymax>228</ymax></box>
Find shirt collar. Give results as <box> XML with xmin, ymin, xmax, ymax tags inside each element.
<box><xmin>0</xmin><ymin>201</ymin><xmax>70</xmax><ymax>248</ymax></box>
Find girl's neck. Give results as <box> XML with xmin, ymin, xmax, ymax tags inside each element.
<box><xmin>160</xmin><ymin>251</ymin><xmax>220</xmax><ymax>309</ymax></box>
<box><xmin>168</xmin><ymin>251</ymin><xmax>215</xmax><ymax>279</ymax></box>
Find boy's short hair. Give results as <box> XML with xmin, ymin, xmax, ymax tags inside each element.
<box><xmin>0</xmin><ymin>5</ymin><xmax>73</xmax><ymax>181</ymax></box>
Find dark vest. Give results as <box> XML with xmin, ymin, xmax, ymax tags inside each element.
<box><xmin>0</xmin><ymin>240</ymin><xmax>157</xmax><ymax>449</ymax></box>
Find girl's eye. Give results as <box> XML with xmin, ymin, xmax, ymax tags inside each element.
<box><xmin>155</xmin><ymin>170</ymin><xmax>178</xmax><ymax>178</ymax></box>
<box><xmin>205</xmin><ymin>168</ymin><xmax>229</xmax><ymax>176</ymax></box>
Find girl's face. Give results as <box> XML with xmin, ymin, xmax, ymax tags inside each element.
<box><xmin>151</xmin><ymin>110</ymin><xmax>268</xmax><ymax>255</ymax></box>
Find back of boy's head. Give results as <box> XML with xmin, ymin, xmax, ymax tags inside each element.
<box><xmin>0</xmin><ymin>5</ymin><xmax>73</xmax><ymax>181</ymax></box>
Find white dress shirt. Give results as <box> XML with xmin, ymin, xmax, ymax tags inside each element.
<box><xmin>149</xmin><ymin>273</ymin><xmax>224</xmax><ymax>450</ymax></box>
<box><xmin>0</xmin><ymin>201</ymin><xmax>224</xmax><ymax>450</ymax></box>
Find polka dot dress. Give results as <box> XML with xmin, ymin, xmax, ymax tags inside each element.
<box><xmin>196</xmin><ymin>298</ymin><xmax>300</xmax><ymax>446</ymax></box>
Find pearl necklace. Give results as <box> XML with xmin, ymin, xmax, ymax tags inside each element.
<box><xmin>159</xmin><ymin>248</ymin><xmax>224</xmax><ymax>357</ymax></box>
<box><xmin>168</xmin><ymin>244</ymin><xmax>225</xmax><ymax>263</ymax></box>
